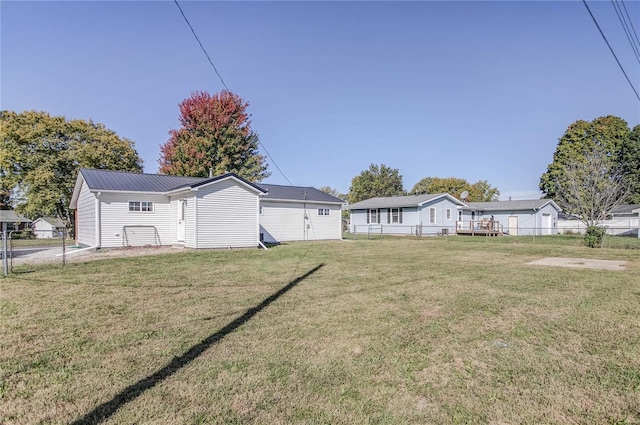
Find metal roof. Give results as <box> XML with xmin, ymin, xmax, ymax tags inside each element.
<box><xmin>260</xmin><ymin>184</ymin><xmax>345</xmax><ymax>204</ymax></box>
<box><xmin>464</xmin><ymin>199</ymin><xmax>559</xmax><ymax>211</ymax></box>
<box><xmin>79</xmin><ymin>169</ymin><xmax>266</xmax><ymax>194</ymax></box>
<box><xmin>0</xmin><ymin>210</ymin><xmax>31</xmax><ymax>223</ymax></box>
<box><xmin>35</xmin><ymin>217</ymin><xmax>66</xmax><ymax>227</ymax></box>
<box><xmin>349</xmin><ymin>194</ymin><xmax>452</xmax><ymax>210</ymax></box>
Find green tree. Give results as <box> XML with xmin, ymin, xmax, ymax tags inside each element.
<box><xmin>158</xmin><ymin>90</ymin><xmax>269</xmax><ymax>181</ymax></box>
<box><xmin>318</xmin><ymin>186</ymin><xmax>345</xmax><ymax>200</ymax></box>
<box><xmin>621</xmin><ymin>125</ymin><xmax>640</xmax><ymax>204</ymax></box>
<box><xmin>348</xmin><ymin>164</ymin><xmax>404</xmax><ymax>204</ymax></box>
<box><xmin>411</xmin><ymin>176</ymin><xmax>499</xmax><ymax>201</ymax></box>
<box><xmin>0</xmin><ymin>110</ymin><xmax>143</xmax><ymax>225</ymax></box>
<box><xmin>540</xmin><ymin>116</ymin><xmax>634</xmax><ymax>200</ymax></box>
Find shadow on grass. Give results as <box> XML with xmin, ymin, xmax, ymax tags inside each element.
<box><xmin>72</xmin><ymin>263</ymin><xmax>325</xmax><ymax>425</ymax></box>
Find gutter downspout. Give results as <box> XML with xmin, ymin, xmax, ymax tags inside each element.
<box><xmin>95</xmin><ymin>192</ymin><xmax>101</xmax><ymax>248</ymax></box>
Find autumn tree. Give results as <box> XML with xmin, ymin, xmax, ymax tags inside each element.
<box><xmin>540</xmin><ymin>116</ymin><xmax>636</xmax><ymax>200</ymax></box>
<box><xmin>348</xmin><ymin>164</ymin><xmax>404</xmax><ymax>204</ymax></box>
<box><xmin>411</xmin><ymin>177</ymin><xmax>499</xmax><ymax>201</ymax></box>
<box><xmin>159</xmin><ymin>90</ymin><xmax>269</xmax><ymax>181</ymax></box>
<box><xmin>0</xmin><ymin>110</ymin><xmax>143</xmax><ymax>226</ymax></box>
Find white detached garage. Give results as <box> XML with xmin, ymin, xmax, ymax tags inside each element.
<box><xmin>70</xmin><ymin>169</ymin><xmax>267</xmax><ymax>249</ymax></box>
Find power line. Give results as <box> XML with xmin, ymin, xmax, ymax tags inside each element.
<box><xmin>620</xmin><ymin>0</ymin><xmax>640</xmax><ymax>49</ymax></box>
<box><xmin>582</xmin><ymin>0</ymin><xmax>640</xmax><ymax>101</ymax></box>
<box><xmin>610</xmin><ymin>0</ymin><xmax>640</xmax><ymax>63</ymax></box>
<box><xmin>173</xmin><ymin>0</ymin><xmax>229</xmax><ymax>92</ymax></box>
<box><xmin>172</xmin><ymin>0</ymin><xmax>294</xmax><ymax>186</ymax></box>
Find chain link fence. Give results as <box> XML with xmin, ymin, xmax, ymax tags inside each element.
<box><xmin>346</xmin><ymin>224</ymin><xmax>640</xmax><ymax>249</ymax></box>
<box><xmin>2</xmin><ymin>228</ymin><xmax>70</xmax><ymax>275</ymax></box>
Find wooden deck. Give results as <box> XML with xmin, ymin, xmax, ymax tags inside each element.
<box><xmin>456</xmin><ymin>219</ymin><xmax>503</xmax><ymax>237</ymax></box>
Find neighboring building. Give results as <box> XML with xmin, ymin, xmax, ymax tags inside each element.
<box><xmin>634</xmin><ymin>207</ymin><xmax>640</xmax><ymax>238</ymax></box>
<box><xmin>69</xmin><ymin>169</ymin><xmax>344</xmax><ymax>249</ymax></box>
<box><xmin>557</xmin><ymin>204</ymin><xmax>640</xmax><ymax>236</ymax></box>
<box><xmin>349</xmin><ymin>196</ymin><xmax>561</xmax><ymax>236</ymax></box>
<box><xmin>70</xmin><ymin>169</ymin><xmax>267</xmax><ymax>249</ymax></box>
<box><xmin>349</xmin><ymin>194</ymin><xmax>465</xmax><ymax>236</ymax></box>
<box><xmin>0</xmin><ymin>210</ymin><xmax>32</xmax><ymax>232</ymax></box>
<box><xmin>259</xmin><ymin>184</ymin><xmax>345</xmax><ymax>243</ymax></box>
<box><xmin>462</xmin><ymin>199</ymin><xmax>562</xmax><ymax>236</ymax></box>
<box><xmin>32</xmin><ymin>217</ymin><xmax>66</xmax><ymax>238</ymax></box>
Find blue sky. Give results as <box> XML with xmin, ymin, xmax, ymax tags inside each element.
<box><xmin>2</xmin><ymin>1</ymin><xmax>639</xmax><ymax>199</ymax></box>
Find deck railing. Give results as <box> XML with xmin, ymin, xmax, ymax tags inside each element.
<box><xmin>457</xmin><ymin>220</ymin><xmax>503</xmax><ymax>234</ymax></box>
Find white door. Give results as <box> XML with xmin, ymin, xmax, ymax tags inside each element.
<box><xmin>177</xmin><ymin>200</ymin><xmax>186</xmax><ymax>242</ymax></box>
<box><xmin>541</xmin><ymin>213</ymin><xmax>552</xmax><ymax>235</ymax></box>
<box><xmin>508</xmin><ymin>216</ymin><xmax>518</xmax><ymax>235</ymax></box>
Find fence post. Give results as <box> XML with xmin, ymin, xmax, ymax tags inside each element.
<box><xmin>62</xmin><ymin>228</ymin><xmax>66</xmax><ymax>266</ymax></box>
<box><xmin>2</xmin><ymin>223</ymin><xmax>7</xmax><ymax>277</ymax></box>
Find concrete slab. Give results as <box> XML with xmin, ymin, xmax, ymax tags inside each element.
<box><xmin>527</xmin><ymin>257</ymin><xmax>627</xmax><ymax>271</ymax></box>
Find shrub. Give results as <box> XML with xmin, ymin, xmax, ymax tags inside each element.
<box><xmin>584</xmin><ymin>225</ymin><xmax>606</xmax><ymax>248</ymax></box>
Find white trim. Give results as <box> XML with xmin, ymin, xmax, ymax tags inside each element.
<box><xmin>263</xmin><ymin>198</ymin><xmax>343</xmax><ymax>205</ymax></box>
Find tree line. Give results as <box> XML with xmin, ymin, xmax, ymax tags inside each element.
<box><xmin>2</xmin><ymin>87</ymin><xmax>637</xmax><ymax>245</ymax></box>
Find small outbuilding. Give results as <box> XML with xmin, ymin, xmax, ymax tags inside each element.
<box><xmin>32</xmin><ymin>217</ymin><xmax>66</xmax><ymax>238</ymax></box>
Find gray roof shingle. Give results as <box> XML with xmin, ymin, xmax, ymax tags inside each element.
<box><xmin>0</xmin><ymin>210</ymin><xmax>31</xmax><ymax>223</ymax></box>
<box><xmin>260</xmin><ymin>184</ymin><xmax>345</xmax><ymax>204</ymax></box>
<box><xmin>464</xmin><ymin>199</ymin><xmax>558</xmax><ymax>211</ymax></box>
<box><xmin>610</xmin><ymin>204</ymin><xmax>640</xmax><ymax>215</ymax></box>
<box><xmin>349</xmin><ymin>194</ymin><xmax>451</xmax><ymax>210</ymax></box>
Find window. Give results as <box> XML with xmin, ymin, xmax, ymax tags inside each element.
<box><xmin>388</xmin><ymin>208</ymin><xmax>403</xmax><ymax>224</ymax></box>
<box><xmin>318</xmin><ymin>208</ymin><xmax>329</xmax><ymax>216</ymax></box>
<box><xmin>458</xmin><ymin>210</ymin><xmax>463</xmax><ymax>221</ymax></box>
<box><xmin>367</xmin><ymin>209</ymin><xmax>380</xmax><ymax>224</ymax></box>
<box><xmin>129</xmin><ymin>201</ymin><xmax>154</xmax><ymax>212</ymax></box>
<box><xmin>429</xmin><ymin>207</ymin><xmax>436</xmax><ymax>224</ymax></box>
<box><xmin>259</xmin><ymin>206</ymin><xmax>263</xmax><ymax>215</ymax></box>
<box><xmin>446</xmin><ymin>208</ymin><xmax>452</xmax><ymax>220</ymax></box>
<box><xmin>471</xmin><ymin>211</ymin><xmax>476</xmax><ymax>221</ymax></box>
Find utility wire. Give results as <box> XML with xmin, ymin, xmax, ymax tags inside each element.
<box><xmin>173</xmin><ymin>0</ymin><xmax>229</xmax><ymax>92</ymax></box>
<box><xmin>582</xmin><ymin>0</ymin><xmax>640</xmax><ymax>101</ymax></box>
<box><xmin>173</xmin><ymin>0</ymin><xmax>294</xmax><ymax>186</ymax></box>
<box><xmin>611</xmin><ymin>0</ymin><xmax>640</xmax><ymax>63</ymax></box>
<box><xmin>620</xmin><ymin>0</ymin><xmax>640</xmax><ymax>50</ymax></box>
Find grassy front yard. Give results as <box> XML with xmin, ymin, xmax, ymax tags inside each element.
<box><xmin>1</xmin><ymin>239</ymin><xmax>639</xmax><ymax>424</ymax></box>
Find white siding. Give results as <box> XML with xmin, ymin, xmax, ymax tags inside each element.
<box><xmin>98</xmin><ymin>193</ymin><xmax>172</xmax><ymax>248</ymax></box>
<box><xmin>32</xmin><ymin>220</ymin><xmax>56</xmax><ymax>239</ymax></box>
<box><xmin>260</xmin><ymin>201</ymin><xmax>342</xmax><ymax>242</ymax></box>
<box><xmin>76</xmin><ymin>181</ymin><xmax>96</xmax><ymax>247</ymax></box>
<box><xmin>185</xmin><ymin>195</ymin><xmax>197</xmax><ymax>248</ymax></box>
<box><xmin>195</xmin><ymin>179</ymin><xmax>259</xmax><ymax>249</ymax></box>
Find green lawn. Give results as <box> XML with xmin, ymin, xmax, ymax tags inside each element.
<box><xmin>1</xmin><ymin>239</ymin><xmax>639</xmax><ymax>424</ymax></box>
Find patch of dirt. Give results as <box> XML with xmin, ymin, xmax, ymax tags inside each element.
<box><xmin>527</xmin><ymin>257</ymin><xmax>627</xmax><ymax>271</ymax></box>
<box><xmin>66</xmin><ymin>246</ymin><xmax>184</xmax><ymax>263</ymax></box>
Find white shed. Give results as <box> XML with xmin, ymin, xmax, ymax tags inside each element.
<box><xmin>32</xmin><ymin>217</ymin><xmax>66</xmax><ymax>238</ymax></box>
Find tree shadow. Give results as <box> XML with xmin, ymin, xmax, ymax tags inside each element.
<box><xmin>72</xmin><ymin>263</ymin><xmax>324</xmax><ymax>425</ymax></box>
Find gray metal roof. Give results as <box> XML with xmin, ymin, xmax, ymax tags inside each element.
<box><xmin>260</xmin><ymin>184</ymin><xmax>345</xmax><ymax>204</ymax></box>
<box><xmin>0</xmin><ymin>210</ymin><xmax>32</xmax><ymax>223</ymax></box>
<box><xmin>349</xmin><ymin>194</ymin><xmax>451</xmax><ymax>210</ymax></box>
<box><xmin>610</xmin><ymin>204</ymin><xmax>640</xmax><ymax>215</ymax></box>
<box><xmin>36</xmin><ymin>217</ymin><xmax>66</xmax><ymax>227</ymax></box>
<box><xmin>80</xmin><ymin>169</ymin><xmax>266</xmax><ymax>194</ymax></box>
<box><xmin>464</xmin><ymin>199</ymin><xmax>559</xmax><ymax>211</ymax></box>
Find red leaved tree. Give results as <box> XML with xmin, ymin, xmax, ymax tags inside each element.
<box><xmin>159</xmin><ymin>90</ymin><xmax>269</xmax><ymax>181</ymax></box>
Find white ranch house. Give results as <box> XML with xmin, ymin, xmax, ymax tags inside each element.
<box><xmin>349</xmin><ymin>194</ymin><xmax>466</xmax><ymax>236</ymax></box>
<box><xmin>69</xmin><ymin>169</ymin><xmax>344</xmax><ymax>249</ymax></box>
<box><xmin>349</xmin><ymin>195</ymin><xmax>561</xmax><ymax>237</ymax></box>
